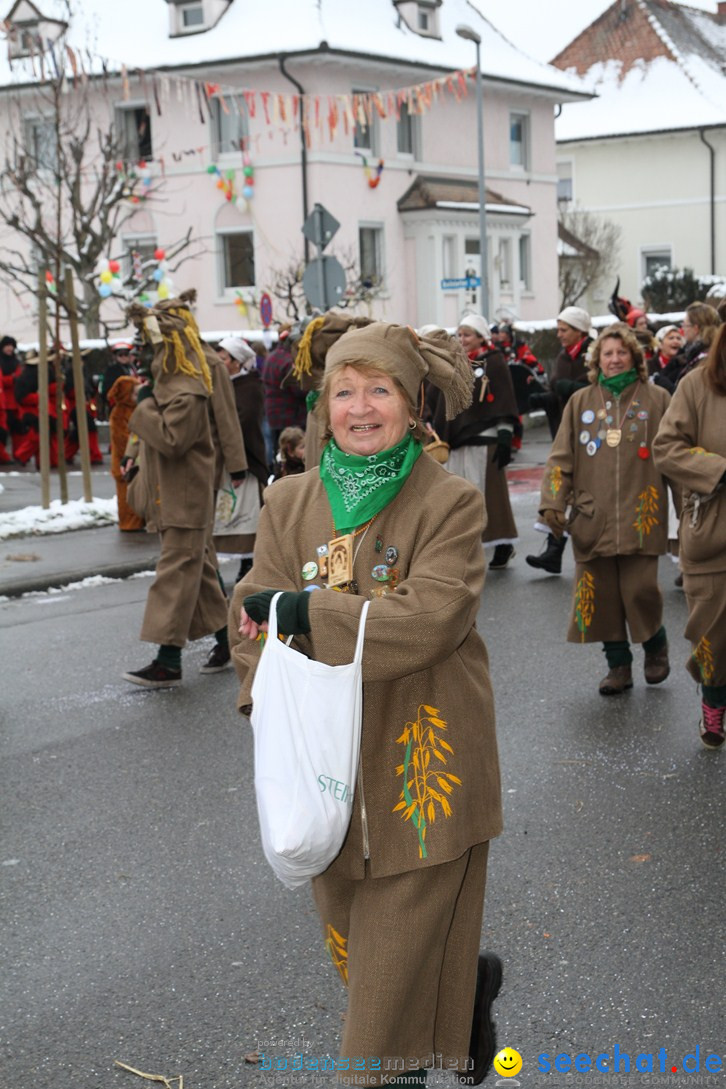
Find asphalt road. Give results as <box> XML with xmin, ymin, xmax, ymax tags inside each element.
<box><xmin>2</xmin><ymin>486</ymin><xmax>724</xmax><ymax>1089</ymax></box>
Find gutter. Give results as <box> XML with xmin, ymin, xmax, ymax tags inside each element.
<box><xmin>698</xmin><ymin>128</ymin><xmax>716</xmax><ymax>275</ymax></box>
<box><xmin>278</xmin><ymin>54</ymin><xmax>310</xmax><ymax>264</ymax></box>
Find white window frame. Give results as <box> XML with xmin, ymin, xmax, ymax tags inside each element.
<box><xmin>396</xmin><ymin>101</ymin><xmax>420</xmax><ymax>159</ymax></box>
<box><xmin>497</xmin><ymin>237</ymin><xmax>513</xmax><ymax>291</ymax></box>
<box><xmin>211</xmin><ymin>94</ymin><xmax>249</xmax><ymax>158</ymax></box>
<box><xmin>359</xmin><ymin>223</ymin><xmax>385</xmax><ymax>288</ymax></box>
<box><xmin>218</xmin><ymin>227</ymin><xmax>256</xmax><ymax>293</ymax></box>
<box><xmin>442</xmin><ymin>235</ymin><xmax>457</xmax><ymax>279</ymax></box>
<box><xmin>556</xmin><ymin>160</ymin><xmax>574</xmax><ymax>205</ymax></box>
<box><xmin>24</xmin><ymin>115</ymin><xmax>58</xmax><ymax>175</ymax></box>
<box><xmin>116</xmin><ymin>103</ymin><xmax>153</xmax><ymax>163</ymax></box>
<box><xmin>518</xmin><ymin>233</ymin><xmax>532</xmax><ymax>292</ymax></box>
<box><xmin>122</xmin><ymin>233</ymin><xmax>159</xmax><ymax>282</ymax></box>
<box><xmin>178</xmin><ymin>2</ymin><xmax>205</xmax><ymax>30</ymax></box>
<box><xmin>416</xmin><ymin>2</ymin><xmax>440</xmax><ymax>36</ymax></box>
<box><xmin>509</xmin><ymin>111</ymin><xmax>530</xmax><ymax>171</ymax></box>
<box><xmin>641</xmin><ymin>245</ymin><xmax>673</xmax><ymax>282</ymax></box>
<box><xmin>352</xmin><ymin>87</ymin><xmax>380</xmax><ymax>157</ymax></box>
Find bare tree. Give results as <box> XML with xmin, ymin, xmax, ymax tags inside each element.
<box><xmin>0</xmin><ymin>7</ymin><xmax>200</xmax><ymax>338</ymax></box>
<box><xmin>267</xmin><ymin>248</ymin><xmax>386</xmax><ymax>322</ymax></box>
<box><xmin>558</xmin><ymin>206</ymin><xmax>621</xmax><ymax>309</ymax></box>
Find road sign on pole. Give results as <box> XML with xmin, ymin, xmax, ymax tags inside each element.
<box><xmin>303</xmin><ymin>255</ymin><xmax>347</xmax><ymax>311</ymax></box>
<box><xmin>302</xmin><ymin>204</ymin><xmax>340</xmax><ymax>252</ymax></box>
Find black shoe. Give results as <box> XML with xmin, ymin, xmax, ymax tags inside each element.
<box><xmin>458</xmin><ymin>952</ymin><xmax>503</xmax><ymax>1085</ymax></box>
<box><xmin>122</xmin><ymin>660</ymin><xmax>182</xmax><ymax>689</ymax></box>
<box><xmin>200</xmin><ymin>643</ymin><xmax>232</xmax><ymax>673</ymax></box>
<box><xmin>526</xmin><ymin>532</ymin><xmax>566</xmax><ymax>575</ymax></box>
<box><xmin>236</xmin><ymin>557</ymin><xmax>254</xmax><ymax>582</ymax></box>
<box><xmin>488</xmin><ymin>544</ymin><xmax>515</xmax><ymax>570</ymax></box>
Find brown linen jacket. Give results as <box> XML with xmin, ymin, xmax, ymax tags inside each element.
<box><xmin>129</xmin><ymin>367</ymin><xmax>215</xmax><ymax>531</ymax></box>
<box><xmin>652</xmin><ymin>367</ymin><xmax>726</xmax><ymax>575</ymax></box>
<box><xmin>229</xmin><ymin>451</ymin><xmax>502</xmax><ymax>880</ymax></box>
<box><xmin>540</xmin><ymin>377</ymin><xmax>672</xmax><ymax>561</ymax></box>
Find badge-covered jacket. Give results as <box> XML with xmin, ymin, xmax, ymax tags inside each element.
<box><xmin>540</xmin><ymin>378</ymin><xmax>672</xmax><ymax>561</ymax></box>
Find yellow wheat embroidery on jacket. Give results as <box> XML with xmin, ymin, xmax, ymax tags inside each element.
<box><xmin>633</xmin><ymin>485</ymin><xmax>659</xmax><ymax>548</ymax></box>
<box><xmin>549</xmin><ymin>465</ymin><xmax>563</xmax><ymax>499</ymax></box>
<box><xmin>324</xmin><ymin>924</ymin><xmax>349</xmax><ymax>986</ymax></box>
<box><xmin>393</xmin><ymin>704</ymin><xmax>461</xmax><ymax>860</ymax></box>
<box><xmin>574</xmin><ymin>570</ymin><xmax>595</xmax><ymax>642</ymax></box>
<box><xmin>692</xmin><ymin>637</ymin><xmax>715</xmax><ymax>685</ymax></box>
<box><xmin>689</xmin><ymin>446</ymin><xmax>716</xmax><ymax>457</ymax></box>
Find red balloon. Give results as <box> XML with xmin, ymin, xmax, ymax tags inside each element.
<box><xmin>108</xmin><ymin>260</ymin><xmax>121</xmax><ymax>274</ymax></box>
<box><xmin>154</xmin><ymin>248</ymin><xmax>166</xmax><ymax>261</ymax></box>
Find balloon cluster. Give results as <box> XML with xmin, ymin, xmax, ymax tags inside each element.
<box><xmin>45</xmin><ymin>269</ymin><xmax>57</xmax><ymax>296</ymax></box>
<box><xmin>98</xmin><ymin>258</ymin><xmax>123</xmax><ymax>299</ymax></box>
<box><xmin>355</xmin><ymin>151</ymin><xmax>385</xmax><ymax>189</ymax></box>
<box><xmin>207</xmin><ymin>153</ymin><xmax>255</xmax><ymax>213</ymax></box>
<box><xmin>115</xmin><ymin>159</ymin><xmax>153</xmax><ymax>204</ymax></box>
<box><xmin>97</xmin><ymin>248</ymin><xmax>170</xmax><ymax>305</ymax></box>
<box><xmin>234</xmin><ymin>291</ymin><xmax>247</xmax><ymax>317</ymax></box>
<box><xmin>208</xmin><ymin>162</ymin><xmax>236</xmax><ymax>203</ymax></box>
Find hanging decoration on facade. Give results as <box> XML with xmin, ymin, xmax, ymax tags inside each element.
<box><xmin>355</xmin><ymin>152</ymin><xmax>385</xmax><ymax>189</ymax></box>
<box><xmin>207</xmin><ymin>162</ymin><xmax>237</xmax><ymax>203</ymax></box>
<box><xmin>47</xmin><ymin>44</ymin><xmax>472</xmax><ymax>151</ymax></box>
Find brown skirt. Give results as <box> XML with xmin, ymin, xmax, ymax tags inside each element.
<box><xmin>311</xmin><ymin>843</ymin><xmax>489</xmax><ymax>1087</ymax></box>
<box><xmin>683</xmin><ymin>572</ymin><xmax>726</xmax><ymax>687</ymax></box>
<box><xmin>567</xmin><ymin>554</ymin><xmax>663</xmax><ymax>645</ymax></box>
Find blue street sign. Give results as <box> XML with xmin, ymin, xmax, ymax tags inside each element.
<box><xmin>440</xmin><ymin>276</ymin><xmax>481</xmax><ymax>291</ymax></box>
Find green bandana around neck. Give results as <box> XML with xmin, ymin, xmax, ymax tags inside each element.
<box><xmin>320</xmin><ymin>433</ymin><xmax>422</xmax><ymax>533</ymax></box>
<box><xmin>598</xmin><ymin>367</ymin><xmax>640</xmax><ymax>396</ymax></box>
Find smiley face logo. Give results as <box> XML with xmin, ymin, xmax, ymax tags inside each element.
<box><xmin>493</xmin><ymin>1047</ymin><xmax>523</xmax><ymax>1077</ymax></box>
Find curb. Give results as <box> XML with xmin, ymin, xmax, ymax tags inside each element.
<box><xmin>0</xmin><ymin>557</ymin><xmax>157</xmax><ymax>598</ymax></box>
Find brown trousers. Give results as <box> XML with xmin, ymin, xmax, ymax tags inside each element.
<box><xmin>683</xmin><ymin>572</ymin><xmax>726</xmax><ymax>687</ymax></box>
<box><xmin>567</xmin><ymin>554</ymin><xmax>663</xmax><ymax>645</ymax></box>
<box><xmin>140</xmin><ymin>526</ymin><xmax>228</xmax><ymax>647</ymax></box>
<box><xmin>311</xmin><ymin>843</ymin><xmax>489</xmax><ymax>1087</ymax></box>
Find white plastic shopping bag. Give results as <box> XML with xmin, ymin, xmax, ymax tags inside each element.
<box><xmin>213</xmin><ymin>471</ymin><xmax>260</xmax><ymax>536</ymax></box>
<box><xmin>250</xmin><ymin>594</ymin><xmax>370</xmax><ymax>889</ymax></box>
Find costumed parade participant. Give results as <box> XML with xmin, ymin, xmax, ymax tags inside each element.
<box><xmin>122</xmin><ymin>290</ymin><xmax>229</xmax><ymax>689</ymax></box>
<box><xmin>427</xmin><ymin>314</ymin><xmax>519</xmax><ymax>570</ymax></box>
<box><xmin>231</xmin><ymin>322</ymin><xmax>503</xmax><ymax>1087</ymax></box>
<box><xmin>539</xmin><ymin>323</ymin><xmax>672</xmax><ymax>695</ymax></box>
<box><xmin>653</xmin><ymin>324</ymin><xmax>726</xmax><ymax>748</ymax></box>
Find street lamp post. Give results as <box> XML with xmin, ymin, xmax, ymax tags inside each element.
<box><xmin>456</xmin><ymin>24</ymin><xmax>490</xmax><ymax>319</ymax></box>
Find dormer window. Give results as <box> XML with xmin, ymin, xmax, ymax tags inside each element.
<box><xmin>393</xmin><ymin>0</ymin><xmax>441</xmax><ymax>40</ymax></box>
<box><xmin>179</xmin><ymin>2</ymin><xmax>204</xmax><ymax>29</ymax></box>
<box><xmin>5</xmin><ymin>0</ymin><xmax>67</xmax><ymax>60</ymax></box>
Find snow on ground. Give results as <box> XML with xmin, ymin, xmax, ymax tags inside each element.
<box><xmin>0</xmin><ymin>497</ymin><xmax>118</xmax><ymax>540</ymax></box>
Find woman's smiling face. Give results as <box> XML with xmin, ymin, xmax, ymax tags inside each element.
<box><xmin>328</xmin><ymin>365</ymin><xmax>411</xmax><ymax>456</ymax></box>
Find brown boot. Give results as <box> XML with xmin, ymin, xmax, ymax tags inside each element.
<box><xmin>644</xmin><ymin>644</ymin><xmax>670</xmax><ymax>685</ymax></box>
<box><xmin>599</xmin><ymin>664</ymin><xmax>633</xmax><ymax>695</ymax></box>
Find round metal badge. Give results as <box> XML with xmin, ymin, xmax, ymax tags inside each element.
<box><xmin>581</xmin><ymin>409</ymin><xmax>595</xmax><ymax>425</ymax></box>
<box><xmin>301</xmin><ymin>561</ymin><xmax>318</xmax><ymax>581</ymax></box>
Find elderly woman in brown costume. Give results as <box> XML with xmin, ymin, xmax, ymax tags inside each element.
<box><xmin>653</xmin><ymin>324</ymin><xmax>726</xmax><ymax>749</ymax></box>
<box><xmin>426</xmin><ymin>314</ymin><xmax>519</xmax><ymax>570</ymax></box>
<box><xmin>231</xmin><ymin>323</ymin><xmax>503</xmax><ymax>1088</ymax></box>
<box><xmin>540</xmin><ymin>323</ymin><xmax>672</xmax><ymax>696</ymax></box>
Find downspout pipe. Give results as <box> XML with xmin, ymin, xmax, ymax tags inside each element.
<box><xmin>698</xmin><ymin>128</ymin><xmax>716</xmax><ymax>275</ymax></box>
<box><xmin>279</xmin><ymin>55</ymin><xmax>310</xmax><ymax>264</ymax></box>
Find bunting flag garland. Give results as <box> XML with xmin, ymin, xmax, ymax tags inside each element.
<box><xmin>11</xmin><ymin>38</ymin><xmax>475</xmax><ymax>151</ymax></box>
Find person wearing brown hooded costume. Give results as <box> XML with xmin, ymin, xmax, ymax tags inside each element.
<box><xmin>108</xmin><ymin>373</ymin><xmax>144</xmax><ymax>532</ymax></box>
<box><xmin>230</xmin><ymin>323</ymin><xmax>503</xmax><ymax>1088</ymax></box>
<box><xmin>122</xmin><ymin>291</ymin><xmax>229</xmax><ymax>688</ymax></box>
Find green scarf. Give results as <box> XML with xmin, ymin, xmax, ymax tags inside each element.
<box><xmin>320</xmin><ymin>434</ymin><xmax>422</xmax><ymax>533</ymax></box>
<box><xmin>598</xmin><ymin>368</ymin><xmax>640</xmax><ymax>396</ymax></box>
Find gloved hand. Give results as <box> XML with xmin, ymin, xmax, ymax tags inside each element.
<box><xmin>541</xmin><ymin>508</ymin><xmax>567</xmax><ymax>538</ymax></box>
<box><xmin>244</xmin><ymin>590</ymin><xmax>312</xmax><ymax>635</ymax></box>
<box><xmin>120</xmin><ymin>456</ymin><xmax>139</xmax><ymax>483</ymax></box>
<box><xmin>491</xmin><ymin>429</ymin><xmax>512</xmax><ymax>469</ymax></box>
<box><xmin>553</xmin><ymin>379</ymin><xmax>585</xmax><ymax>401</ymax></box>
<box><xmin>231</xmin><ymin>470</ymin><xmax>247</xmax><ymax>487</ymax></box>
<box><xmin>136</xmin><ymin>383</ymin><xmax>154</xmax><ymax>404</ymax></box>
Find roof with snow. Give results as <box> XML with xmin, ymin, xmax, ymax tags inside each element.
<box><xmin>552</xmin><ymin>0</ymin><xmax>726</xmax><ymax>140</ymax></box>
<box><xmin>0</xmin><ymin>0</ymin><xmax>591</xmax><ymax>99</ymax></box>
<box><xmin>397</xmin><ymin>175</ymin><xmax>532</xmax><ymax>215</ymax></box>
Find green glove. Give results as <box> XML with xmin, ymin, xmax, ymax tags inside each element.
<box><xmin>244</xmin><ymin>590</ymin><xmax>312</xmax><ymax>635</ymax></box>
